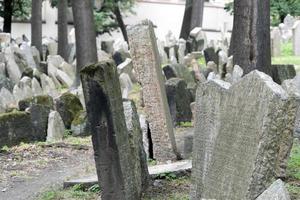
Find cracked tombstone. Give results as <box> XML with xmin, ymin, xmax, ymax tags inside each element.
<box><xmin>127</xmin><ymin>20</ymin><xmax>181</xmax><ymax>161</ymax></box>
<box><xmin>191</xmin><ymin>70</ymin><xmax>299</xmax><ymax>200</ymax></box>
<box><xmin>81</xmin><ymin>61</ymin><xmax>147</xmax><ymax>200</ymax></box>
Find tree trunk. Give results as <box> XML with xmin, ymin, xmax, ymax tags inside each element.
<box><xmin>57</xmin><ymin>0</ymin><xmax>69</xmax><ymax>61</ymax></box>
<box><xmin>229</xmin><ymin>0</ymin><xmax>271</xmax><ymax>76</ymax></box>
<box><xmin>190</xmin><ymin>0</ymin><xmax>204</xmax><ymax>30</ymax></box>
<box><xmin>71</xmin><ymin>0</ymin><xmax>98</xmax><ymax>87</ymax></box>
<box><xmin>113</xmin><ymin>3</ymin><xmax>128</xmax><ymax>43</ymax></box>
<box><xmin>179</xmin><ymin>0</ymin><xmax>193</xmax><ymax>40</ymax></box>
<box><xmin>31</xmin><ymin>0</ymin><xmax>43</xmax><ymax>56</ymax></box>
<box><xmin>3</xmin><ymin>0</ymin><xmax>13</xmax><ymax>33</ymax></box>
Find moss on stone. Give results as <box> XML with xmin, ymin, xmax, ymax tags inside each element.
<box><xmin>0</xmin><ymin>111</ymin><xmax>29</xmax><ymax>122</ymax></box>
<box><xmin>19</xmin><ymin>95</ymin><xmax>54</xmax><ymax>111</ymax></box>
<box><xmin>59</xmin><ymin>93</ymin><xmax>83</xmax><ymax>116</ymax></box>
<box><xmin>72</xmin><ymin>110</ymin><xmax>87</xmax><ymax>126</ymax></box>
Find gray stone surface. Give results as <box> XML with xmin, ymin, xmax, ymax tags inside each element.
<box><xmin>119</xmin><ymin>73</ymin><xmax>133</xmax><ymax>99</ymax></box>
<box><xmin>127</xmin><ymin>20</ymin><xmax>181</xmax><ymax>161</ymax></box>
<box><xmin>271</xmin><ymin>27</ymin><xmax>282</xmax><ymax>57</ymax></box>
<box><xmin>0</xmin><ymin>74</ymin><xmax>14</xmax><ymax>92</ymax></box>
<box><xmin>71</xmin><ymin>110</ymin><xmax>90</xmax><ymax>136</ymax></box>
<box><xmin>0</xmin><ymin>111</ymin><xmax>34</xmax><ymax>147</ymax></box>
<box><xmin>293</xmin><ymin>21</ymin><xmax>300</xmax><ymax>56</ymax></box>
<box><xmin>256</xmin><ymin>179</ymin><xmax>291</xmax><ymax>200</ymax></box>
<box><xmin>55</xmin><ymin>92</ymin><xmax>83</xmax><ymax>129</ymax></box>
<box><xmin>81</xmin><ymin>61</ymin><xmax>144</xmax><ymax>200</ymax></box>
<box><xmin>63</xmin><ymin>159</ymin><xmax>192</xmax><ymax>188</ymax></box>
<box><xmin>272</xmin><ymin>64</ymin><xmax>296</xmax><ymax>84</ymax></box>
<box><xmin>123</xmin><ymin>100</ymin><xmax>150</xmax><ymax>193</ymax></box>
<box><xmin>47</xmin><ymin>111</ymin><xmax>65</xmax><ymax>142</ymax></box>
<box><xmin>191</xmin><ymin>70</ymin><xmax>299</xmax><ymax>200</ymax></box>
<box><xmin>165</xmin><ymin>78</ymin><xmax>192</xmax><ymax>125</ymax></box>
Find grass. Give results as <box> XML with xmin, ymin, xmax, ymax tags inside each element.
<box><xmin>272</xmin><ymin>42</ymin><xmax>300</xmax><ymax>73</ymax></box>
<box><xmin>38</xmin><ymin>184</ymin><xmax>100</xmax><ymax>200</ymax></box>
<box><xmin>287</xmin><ymin>140</ymin><xmax>300</xmax><ymax>199</ymax></box>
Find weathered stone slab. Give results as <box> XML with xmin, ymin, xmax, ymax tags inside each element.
<box><xmin>80</xmin><ymin>61</ymin><xmax>144</xmax><ymax>199</ymax></box>
<box><xmin>0</xmin><ymin>111</ymin><xmax>34</xmax><ymax>147</ymax></box>
<box><xmin>256</xmin><ymin>179</ymin><xmax>290</xmax><ymax>200</ymax></box>
<box><xmin>293</xmin><ymin>21</ymin><xmax>300</xmax><ymax>56</ymax></box>
<box><xmin>55</xmin><ymin>92</ymin><xmax>83</xmax><ymax>129</ymax></box>
<box><xmin>272</xmin><ymin>64</ymin><xmax>296</xmax><ymax>84</ymax></box>
<box><xmin>63</xmin><ymin>159</ymin><xmax>192</xmax><ymax>188</ymax></box>
<box><xmin>191</xmin><ymin>70</ymin><xmax>299</xmax><ymax>200</ymax></box>
<box><xmin>47</xmin><ymin>111</ymin><xmax>65</xmax><ymax>142</ymax></box>
<box><xmin>165</xmin><ymin>78</ymin><xmax>192</xmax><ymax>125</ymax></box>
<box><xmin>123</xmin><ymin>99</ymin><xmax>150</xmax><ymax>193</ymax></box>
<box><xmin>127</xmin><ymin>20</ymin><xmax>181</xmax><ymax>161</ymax></box>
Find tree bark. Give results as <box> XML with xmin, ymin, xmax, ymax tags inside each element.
<box><xmin>179</xmin><ymin>0</ymin><xmax>193</xmax><ymax>40</ymax></box>
<box><xmin>3</xmin><ymin>0</ymin><xmax>13</xmax><ymax>33</ymax></box>
<box><xmin>113</xmin><ymin>3</ymin><xmax>128</xmax><ymax>43</ymax></box>
<box><xmin>31</xmin><ymin>0</ymin><xmax>43</xmax><ymax>56</ymax></box>
<box><xmin>190</xmin><ymin>0</ymin><xmax>204</xmax><ymax>30</ymax></box>
<box><xmin>71</xmin><ymin>0</ymin><xmax>98</xmax><ymax>87</ymax></box>
<box><xmin>57</xmin><ymin>0</ymin><xmax>69</xmax><ymax>61</ymax></box>
<box><xmin>229</xmin><ymin>0</ymin><xmax>272</xmax><ymax>76</ymax></box>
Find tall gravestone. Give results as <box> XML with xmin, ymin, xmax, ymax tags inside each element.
<box><xmin>127</xmin><ymin>20</ymin><xmax>181</xmax><ymax>161</ymax></box>
<box><xmin>292</xmin><ymin>21</ymin><xmax>300</xmax><ymax>56</ymax></box>
<box><xmin>191</xmin><ymin>71</ymin><xmax>299</xmax><ymax>200</ymax></box>
<box><xmin>81</xmin><ymin>61</ymin><xmax>146</xmax><ymax>200</ymax></box>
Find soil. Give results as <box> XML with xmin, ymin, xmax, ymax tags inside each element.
<box><xmin>0</xmin><ymin>140</ymin><xmax>95</xmax><ymax>200</ymax></box>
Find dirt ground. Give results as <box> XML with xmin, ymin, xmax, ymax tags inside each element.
<box><xmin>0</xmin><ymin>138</ymin><xmax>95</xmax><ymax>200</ymax></box>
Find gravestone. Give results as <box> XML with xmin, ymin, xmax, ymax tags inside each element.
<box><xmin>256</xmin><ymin>179</ymin><xmax>291</xmax><ymax>200</ymax></box>
<box><xmin>191</xmin><ymin>70</ymin><xmax>299</xmax><ymax>200</ymax></box>
<box><xmin>204</xmin><ymin>47</ymin><xmax>218</xmax><ymax>65</ymax></box>
<box><xmin>165</xmin><ymin>78</ymin><xmax>192</xmax><ymax>125</ymax></box>
<box><xmin>272</xmin><ymin>64</ymin><xmax>296</xmax><ymax>84</ymax></box>
<box><xmin>127</xmin><ymin>20</ymin><xmax>181</xmax><ymax>160</ymax></box>
<box><xmin>0</xmin><ymin>111</ymin><xmax>34</xmax><ymax>147</ymax></box>
<box><xmin>119</xmin><ymin>73</ymin><xmax>133</xmax><ymax>99</ymax></box>
<box><xmin>163</xmin><ymin>65</ymin><xmax>177</xmax><ymax>80</ymax></box>
<box><xmin>47</xmin><ymin>111</ymin><xmax>65</xmax><ymax>142</ymax></box>
<box><xmin>81</xmin><ymin>61</ymin><xmax>146</xmax><ymax>199</ymax></box>
<box><xmin>292</xmin><ymin>21</ymin><xmax>300</xmax><ymax>56</ymax></box>
<box><xmin>271</xmin><ymin>27</ymin><xmax>281</xmax><ymax>57</ymax></box>
<box><xmin>55</xmin><ymin>92</ymin><xmax>83</xmax><ymax>129</ymax></box>
<box><xmin>123</xmin><ymin>100</ymin><xmax>150</xmax><ymax>193</ymax></box>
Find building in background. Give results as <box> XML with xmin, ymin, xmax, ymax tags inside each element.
<box><xmin>5</xmin><ymin>0</ymin><xmax>233</xmax><ymax>42</ymax></box>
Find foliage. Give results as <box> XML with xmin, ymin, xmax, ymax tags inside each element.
<box><xmin>50</xmin><ymin>0</ymin><xmax>136</xmax><ymax>34</ymax></box>
<box><xmin>224</xmin><ymin>0</ymin><xmax>300</xmax><ymax>26</ymax></box>
<box><xmin>0</xmin><ymin>0</ymin><xmax>31</xmax><ymax>20</ymax></box>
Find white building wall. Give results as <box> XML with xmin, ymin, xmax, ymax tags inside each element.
<box><xmin>9</xmin><ymin>0</ymin><xmax>233</xmax><ymax>42</ymax></box>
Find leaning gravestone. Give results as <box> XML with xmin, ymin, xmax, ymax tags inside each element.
<box><xmin>81</xmin><ymin>61</ymin><xmax>147</xmax><ymax>200</ymax></box>
<box><xmin>123</xmin><ymin>99</ymin><xmax>150</xmax><ymax>193</ymax></box>
<box><xmin>191</xmin><ymin>70</ymin><xmax>299</xmax><ymax>200</ymax></box>
<box><xmin>127</xmin><ymin>20</ymin><xmax>181</xmax><ymax>161</ymax></box>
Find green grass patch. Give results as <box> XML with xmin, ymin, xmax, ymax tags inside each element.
<box><xmin>272</xmin><ymin>41</ymin><xmax>300</xmax><ymax>67</ymax></box>
<box><xmin>37</xmin><ymin>184</ymin><xmax>100</xmax><ymax>200</ymax></box>
<box><xmin>287</xmin><ymin>140</ymin><xmax>300</xmax><ymax>180</ymax></box>
<box><xmin>179</xmin><ymin>122</ymin><xmax>193</xmax><ymax>128</ymax></box>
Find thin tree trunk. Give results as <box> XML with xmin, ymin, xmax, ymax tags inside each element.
<box><xmin>190</xmin><ymin>0</ymin><xmax>204</xmax><ymax>30</ymax></box>
<box><xmin>57</xmin><ymin>0</ymin><xmax>69</xmax><ymax>61</ymax></box>
<box><xmin>113</xmin><ymin>3</ymin><xmax>128</xmax><ymax>43</ymax></box>
<box><xmin>179</xmin><ymin>0</ymin><xmax>193</xmax><ymax>40</ymax></box>
<box><xmin>229</xmin><ymin>0</ymin><xmax>271</xmax><ymax>76</ymax></box>
<box><xmin>31</xmin><ymin>0</ymin><xmax>43</xmax><ymax>56</ymax></box>
<box><xmin>71</xmin><ymin>0</ymin><xmax>98</xmax><ymax>87</ymax></box>
<box><xmin>3</xmin><ymin>0</ymin><xmax>13</xmax><ymax>33</ymax></box>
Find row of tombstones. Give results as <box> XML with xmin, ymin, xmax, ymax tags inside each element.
<box><xmin>80</xmin><ymin>20</ymin><xmax>299</xmax><ymax>199</ymax></box>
